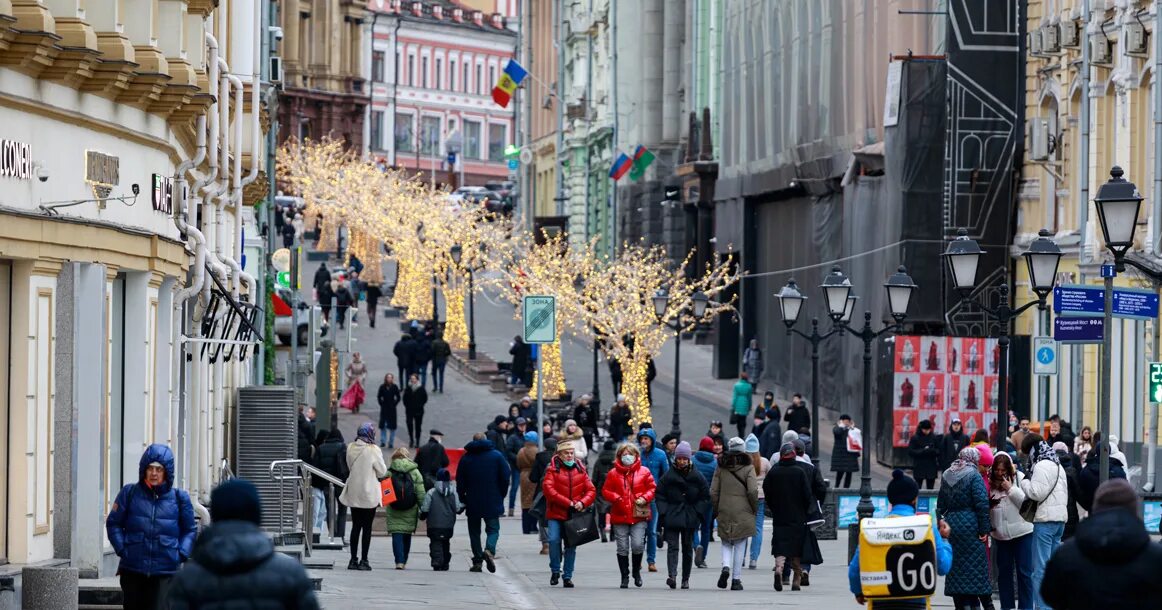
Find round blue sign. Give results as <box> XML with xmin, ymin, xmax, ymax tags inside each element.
<box><xmin>1036</xmin><ymin>346</ymin><xmax>1055</xmax><ymax>364</ymax></box>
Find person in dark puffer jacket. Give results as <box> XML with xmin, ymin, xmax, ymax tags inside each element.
<box><xmin>166</xmin><ymin>479</ymin><xmax>319</xmax><ymax>609</ymax></box>
<box><xmin>106</xmin><ymin>444</ymin><xmax>198</xmax><ymax>610</ymax></box>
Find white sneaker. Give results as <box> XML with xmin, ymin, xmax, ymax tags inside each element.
<box><xmin>749</xmin><ymin>560</ymin><xmax>757</xmax><ymax>570</ymax></box>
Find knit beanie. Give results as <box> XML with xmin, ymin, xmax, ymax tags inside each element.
<box><xmin>436</xmin><ymin>468</ymin><xmax>451</xmax><ymax>482</ymax></box>
<box><xmin>976</xmin><ymin>444</ymin><xmax>994</xmax><ymax>467</ymax></box>
<box><xmin>210</xmin><ymin>479</ymin><xmax>263</xmax><ymax>525</ymax></box>
<box><xmin>674</xmin><ymin>441</ymin><xmax>693</xmax><ymax>460</ymax></box>
<box><xmin>524</xmin><ymin>431</ymin><xmax>539</xmax><ymax>444</ymax></box>
<box><xmin>744</xmin><ymin>433</ymin><xmax>760</xmax><ymax>454</ymax></box>
<box><xmin>727</xmin><ymin>437</ymin><xmax>745</xmax><ymax>454</ymax></box>
<box><xmin>887</xmin><ymin>469</ymin><xmax>920</xmax><ymax>506</ymax></box>
<box><xmin>699</xmin><ymin>436</ymin><xmax>715</xmax><ymax>452</ymax></box>
<box><xmin>1093</xmin><ymin>478</ymin><xmax>1140</xmax><ymax>514</ymax></box>
<box><xmin>782</xmin><ymin>430</ymin><xmax>799</xmax><ymax>444</ymax></box>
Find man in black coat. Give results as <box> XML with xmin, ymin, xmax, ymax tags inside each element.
<box><xmin>939</xmin><ymin>419</ymin><xmax>968</xmax><ymax>471</ymax></box>
<box><xmin>1041</xmin><ymin>479</ymin><xmax>1162</xmax><ymax>609</ymax></box>
<box><xmin>376</xmin><ymin>373</ymin><xmax>401</xmax><ymax>448</ymax></box>
<box><xmin>456</xmin><ymin>434</ymin><xmax>511</xmax><ymax>572</ymax></box>
<box><xmin>311</xmin><ymin>428</ymin><xmax>348</xmax><ymax>538</ymax></box>
<box><xmin>416</xmin><ymin>429</ymin><xmax>450</xmax><ymax>490</ymax></box>
<box><xmin>393</xmin><ymin>334</ymin><xmax>417</xmax><ymax>385</ymax></box>
<box><xmin>509</xmin><ymin>335</ymin><xmax>531</xmax><ymax>386</ymax></box>
<box><xmin>765</xmin><ymin>444</ymin><xmax>816</xmax><ymax>591</ymax></box>
<box><xmin>907</xmin><ymin>419</ymin><xmax>941</xmax><ymax>489</ymax></box>
<box><xmin>313</xmin><ymin>262</ymin><xmax>331</xmax><ymax>294</ymax></box>
<box><xmin>165</xmin><ymin>480</ymin><xmax>319</xmax><ymax>608</ymax></box>
<box><xmin>414</xmin><ymin>330</ymin><xmax>433</xmax><ymax>388</ymax></box>
<box><xmin>297</xmin><ymin>407</ymin><xmax>316</xmax><ymax>463</ymax></box>
<box><xmin>402</xmin><ymin>374</ymin><xmax>428</xmax><ymax>448</ymax></box>
<box><xmin>783</xmin><ymin>394</ymin><xmax>810</xmax><ymax>436</ymax></box>
<box><xmin>1077</xmin><ymin>447</ymin><xmax>1128</xmax><ymax>512</ymax></box>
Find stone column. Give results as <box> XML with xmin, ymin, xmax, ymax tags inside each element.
<box><xmin>21</xmin><ymin>566</ymin><xmax>78</xmax><ymax>610</ymax></box>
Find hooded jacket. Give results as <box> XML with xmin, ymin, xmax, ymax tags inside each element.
<box><xmin>543</xmin><ymin>455</ymin><xmax>597</xmax><ymax>521</ymax></box>
<box><xmin>1019</xmin><ymin>457</ymin><xmax>1069</xmax><ymax>523</ymax></box>
<box><xmin>311</xmin><ymin>429</ymin><xmax>348</xmax><ymax>491</ymax></box>
<box><xmin>907</xmin><ymin>427</ymin><xmax>942</xmax><ymax>480</ymax></box>
<box><xmin>456</xmin><ymin>439</ymin><xmax>511</xmax><ymax>519</ymax></box>
<box><xmin>731</xmin><ymin>379</ymin><xmax>753</xmax><ymax>416</ymax></box>
<box><xmin>710</xmin><ymin>452</ymin><xmax>758</xmax><ymax>540</ymax></box>
<box><xmin>940</xmin><ymin>425</ymin><xmax>968</xmax><ymax>470</ymax></box>
<box><xmin>636</xmin><ymin>428</ymin><xmax>670</xmax><ymax>485</ymax></box>
<box><xmin>393</xmin><ymin>335</ymin><xmax>416</xmax><ymax>369</ymax></box>
<box><xmin>693</xmin><ymin>449</ymin><xmax>718</xmax><ymax>484</ymax></box>
<box><xmin>990</xmin><ymin>471</ymin><xmax>1034</xmax><ymax>541</ymax></box>
<box><xmin>106</xmin><ymin>444</ymin><xmax>197</xmax><ymax>577</ymax></box>
<box><xmin>1078</xmin><ymin>455</ymin><xmax>1128</xmax><ymax>512</ymax></box>
<box><xmin>164</xmin><ymin>520</ymin><xmax>319</xmax><ymax>609</ymax></box>
<box><xmin>656</xmin><ymin>464</ymin><xmax>711</xmax><ymax>530</ymax></box>
<box><xmin>385</xmin><ymin>458</ymin><xmax>426</xmax><ymax>534</ymax></box>
<box><xmin>601</xmin><ymin>455</ymin><xmax>656</xmax><ymax>525</ymax></box>
<box><xmin>1041</xmin><ymin>508</ymin><xmax>1162</xmax><ymax>610</ymax></box>
<box><xmin>420</xmin><ymin>481</ymin><xmax>461</xmax><ymax>532</ymax></box>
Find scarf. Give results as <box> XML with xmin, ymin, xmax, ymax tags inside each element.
<box><xmin>356</xmin><ymin>422</ymin><xmax>376</xmax><ymax>445</ymax></box>
<box><xmin>1029</xmin><ymin>440</ymin><xmax>1061</xmax><ymax>467</ymax></box>
<box><xmin>943</xmin><ymin>446</ymin><xmax>981</xmax><ymax>488</ymax></box>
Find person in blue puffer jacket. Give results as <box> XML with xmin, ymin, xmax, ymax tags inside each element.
<box><xmin>637</xmin><ymin>428</ymin><xmax>670</xmax><ymax>572</ymax></box>
<box><xmin>106</xmin><ymin>443</ymin><xmax>197</xmax><ymax>609</ymax></box>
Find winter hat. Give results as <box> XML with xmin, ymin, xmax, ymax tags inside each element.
<box><xmin>782</xmin><ymin>430</ymin><xmax>799</xmax><ymax>444</ymax></box>
<box><xmin>661</xmin><ymin>433</ymin><xmax>678</xmax><ymax>447</ymax></box>
<box><xmin>779</xmin><ymin>443</ymin><xmax>796</xmax><ymax>459</ymax></box>
<box><xmin>515</xmin><ymin>417</ymin><xmax>528</xmax><ymax>425</ymax></box>
<box><xmin>557</xmin><ymin>440</ymin><xmax>576</xmax><ymax>454</ymax></box>
<box><xmin>674</xmin><ymin>441</ymin><xmax>693</xmax><ymax>460</ymax></box>
<box><xmin>436</xmin><ymin>468</ymin><xmax>451</xmax><ymax>482</ymax></box>
<box><xmin>887</xmin><ymin>469</ymin><xmax>920</xmax><ymax>506</ymax></box>
<box><xmin>524</xmin><ymin>431</ymin><xmax>539</xmax><ymax>444</ymax></box>
<box><xmin>727</xmin><ymin>437</ymin><xmax>746</xmax><ymax>454</ymax></box>
<box><xmin>976</xmin><ymin>444</ymin><xmax>995</xmax><ymax>467</ymax></box>
<box><xmin>565</xmin><ymin>419</ymin><xmax>578</xmax><ymax>429</ymax></box>
<box><xmin>210</xmin><ymin>479</ymin><xmax>263</xmax><ymax>525</ymax></box>
<box><xmin>493</xmin><ymin>415</ymin><xmax>508</xmax><ymax>426</ymax></box>
<box><xmin>918</xmin><ymin>420</ymin><xmax>933</xmax><ymax>431</ymax></box>
<box><xmin>1051</xmin><ymin>441</ymin><xmax>1069</xmax><ymax>454</ymax></box>
<box><xmin>699</xmin><ymin>436</ymin><xmax>715</xmax><ymax>452</ymax></box>
<box><xmin>744</xmin><ymin>433</ymin><xmax>760</xmax><ymax>454</ymax></box>
<box><xmin>617</xmin><ymin>394</ymin><xmax>627</xmax><ymax>402</ymax></box>
<box><xmin>1093</xmin><ymin>478</ymin><xmax>1140</xmax><ymax>514</ymax></box>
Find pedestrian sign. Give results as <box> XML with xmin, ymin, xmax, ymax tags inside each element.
<box><xmin>1150</xmin><ymin>363</ymin><xmax>1162</xmax><ymax>403</ymax></box>
<box><xmin>1033</xmin><ymin>336</ymin><xmax>1058</xmax><ymax>375</ymax></box>
<box><xmin>522</xmin><ymin>295</ymin><xmax>556</xmax><ymax>344</ymax></box>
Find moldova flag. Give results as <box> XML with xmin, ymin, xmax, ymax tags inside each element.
<box><xmin>609</xmin><ymin>151</ymin><xmax>632</xmax><ymax>181</ymax></box>
<box><xmin>491</xmin><ymin>59</ymin><xmax>528</xmax><ymax>108</ymax></box>
<box><xmin>628</xmin><ymin>145</ymin><xmax>656</xmax><ymax>181</ymax></box>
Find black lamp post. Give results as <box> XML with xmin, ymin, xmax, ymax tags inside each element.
<box><xmin>652</xmin><ymin>289</ymin><xmax>710</xmax><ymax>438</ymax></box>
<box><xmin>825</xmin><ymin>265</ymin><xmax>917</xmax><ymax>522</ymax></box>
<box><xmin>942</xmin><ymin>228</ymin><xmax>1062</xmax><ymax>452</ymax></box>
<box><xmin>449</xmin><ymin>243</ymin><xmax>480</xmax><ymax>361</ymax></box>
<box><xmin>1093</xmin><ymin>166</ymin><xmax>1145</xmax><ymax>483</ymax></box>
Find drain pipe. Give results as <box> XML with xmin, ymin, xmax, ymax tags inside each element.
<box><xmin>222</xmin><ymin>71</ymin><xmax>248</xmax><ymax>298</ymax></box>
<box><xmin>1071</xmin><ymin>0</ymin><xmax>1092</xmax><ymax>425</ymax></box>
<box><xmin>1147</xmin><ymin>1</ymin><xmax>1162</xmax><ymax>492</ymax></box>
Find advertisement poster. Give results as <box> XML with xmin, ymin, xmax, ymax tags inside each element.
<box><xmin>837</xmin><ymin>495</ymin><xmax>937</xmax><ymax>527</ymax></box>
<box><xmin>893</xmin><ymin>336</ymin><xmax>1003</xmax><ymax>447</ymax></box>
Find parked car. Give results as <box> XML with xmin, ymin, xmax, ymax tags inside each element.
<box><xmin>273</xmin><ymin>288</ymin><xmax>309</xmax><ymax>346</ymax></box>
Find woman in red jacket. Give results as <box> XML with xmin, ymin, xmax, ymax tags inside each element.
<box><xmin>602</xmin><ymin>443</ymin><xmax>657</xmax><ymax>589</ymax></box>
<box><xmin>542</xmin><ymin>440</ymin><xmax>597</xmax><ymax>588</ymax></box>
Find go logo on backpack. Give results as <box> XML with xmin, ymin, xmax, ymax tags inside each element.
<box><xmin>858</xmin><ymin>514</ymin><xmax>937</xmax><ymax>599</ymax></box>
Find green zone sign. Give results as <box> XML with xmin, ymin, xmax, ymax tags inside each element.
<box><xmin>1151</xmin><ymin>362</ymin><xmax>1162</xmax><ymax>403</ymax></box>
<box><xmin>522</xmin><ymin>295</ymin><xmax>556</xmax><ymax>344</ymax></box>
<box><xmin>275</xmin><ymin>271</ymin><xmax>292</xmax><ymax>288</ymax></box>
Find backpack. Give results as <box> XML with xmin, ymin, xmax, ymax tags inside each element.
<box><xmin>858</xmin><ymin>514</ymin><xmax>937</xmax><ymax>601</ymax></box>
<box><xmin>389</xmin><ymin>468</ymin><xmax>418</xmax><ymax>510</ymax></box>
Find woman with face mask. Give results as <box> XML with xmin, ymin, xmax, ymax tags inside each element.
<box><xmin>541</xmin><ymin>440</ymin><xmax>596</xmax><ymax>588</ymax></box>
<box><xmin>656</xmin><ymin>441</ymin><xmax>711</xmax><ymax>589</ymax></box>
<box><xmin>602</xmin><ymin>443</ymin><xmax>658</xmax><ymax>588</ymax></box>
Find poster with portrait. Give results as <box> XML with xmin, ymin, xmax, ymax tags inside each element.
<box><xmin>895</xmin><ymin>373</ymin><xmax>919</xmax><ymax>409</ymax></box>
<box><xmin>984</xmin><ymin>375</ymin><xmax>1001</xmax><ymax>413</ymax></box>
<box><xmin>958</xmin><ymin>375</ymin><xmax>985</xmax><ymax>411</ymax></box>
<box><xmin>895</xmin><ymin>335</ymin><xmax>921</xmax><ymax>373</ymax></box>
<box><xmin>921</xmin><ymin>409</ymin><xmax>947</xmax><ymax>433</ymax></box>
<box><xmin>921</xmin><ymin>336</ymin><xmax>945</xmax><ymax>372</ymax></box>
<box><xmin>918</xmin><ymin>373</ymin><xmax>945</xmax><ymax>410</ymax></box>
<box><xmin>961</xmin><ymin>338</ymin><xmax>985</xmax><ymax>375</ymax></box>
<box><xmin>946</xmin><ymin>337</ymin><xmax>962</xmax><ymax>374</ymax></box>
<box><xmin>893</xmin><ymin>410</ymin><xmax>917</xmax><ymax>448</ymax></box>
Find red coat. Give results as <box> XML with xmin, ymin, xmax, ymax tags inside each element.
<box><xmin>542</xmin><ymin>457</ymin><xmax>597</xmax><ymax>521</ymax></box>
<box><xmin>601</xmin><ymin>459</ymin><xmax>657</xmax><ymax>525</ymax></box>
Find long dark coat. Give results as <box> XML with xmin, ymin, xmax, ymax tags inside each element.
<box><xmin>938</xmin><ymin>471</ymin><xmax>992</xmax><ymax>596</ymax></box>
<box><xmin>763</xmin><ymin>458</ymin><xmax>814</xmax><ymax>558</ymax></box>
<box><xmin>831</xmin><ymin>426</ymin><xmax>860</xmax><ymax>473</ymax></box>
<box><xmin>377</xmin><ymin>382</ymin><xmax>400</xmax><ymax>429</ymax></box>
<box><xmin>656</xmin><ymin>466</ymin><xmax>711</xmax><ymax>530</ymax></box>
<box><xmin>907</xmin><ymin>428</ymin><xmax>941</xmax><ymax>480</ymax></box>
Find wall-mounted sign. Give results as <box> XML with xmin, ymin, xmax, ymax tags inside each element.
<box><xmin>0</xmin><ymin>139</ymin><xmax>32</xmax><ymax>179</ymax></box>
<box><xmin>152</xmin><ymin>173</ymin><xmax>174</xmax><ymax>214</ymax></box>
<box><xmin>85</xmin><ymin>150</ymin><xmax>119</xmax><ymax>199</ymax></box>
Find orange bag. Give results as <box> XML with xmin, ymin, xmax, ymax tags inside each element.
<box><xmin>380</xmin><ymin>478</ymin><xmax>396</xmax><ymax>507</ymax></box>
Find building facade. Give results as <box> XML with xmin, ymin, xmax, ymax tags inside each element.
<box><xmin>522</xmin><ymin>0</ymin><xmax>559</xmax><ymax>219</ymax></box>
<box><xmin>367</xmin><ymin>0</ymin><xmax>516</xmax><ymax>187</ymax></box>
<box><xmin>0</xmin><ymin>0</ymin><xmax>265</xmax><ymax>574</ymax></box>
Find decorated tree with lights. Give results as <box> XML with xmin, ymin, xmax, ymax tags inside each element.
<box><xmin>580</xmin><ymin>245</ymin><xmax>740</xmax><ymax>426</ymax></box>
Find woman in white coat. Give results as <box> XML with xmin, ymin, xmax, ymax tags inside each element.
<box><xmin>339</xmin><ymin>422</ymin><xmax>388</xmax><ymax>570</ymax></box>
<box><xmin>990</xmin><ymin>452</ymin><xmax>1035</xmax><ymax>610</ymax></box>
<box><xmin>1018</xmin><ymin>434</ymin><xmax>1068</xmax><ymax>610</ymax></box>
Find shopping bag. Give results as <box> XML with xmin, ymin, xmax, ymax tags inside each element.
<box><xmin>563</xmin><ymin>508</ymin><xmax>599</xmax><ymax>548</ymax></box>
<box><xmin>380</xmin><ymin>478</ymin><xmax>397</xmax><ymax>507</ymax></box>
<box><xmin>847</xmin><ymin>428</ymin><xmax>863</xmax><ymax>453</ymax></box>
<box><xmin>339</xmin><ymin>381</ymin><xmax>364</xmax><ymax>411</ymax></box>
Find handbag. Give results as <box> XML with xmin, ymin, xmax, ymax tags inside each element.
<box><xmin>563</xmin><ymin>508</ymin><xmax>600</xmax><ymax>548</ymax></box>
<box><xmin>632</xmin><ymin>501</ymin><xmax>651</xmax><ymax>520</ymax></box>
<box><xmin>379</xmin><ymin>477</ymin><xmax>397</xmax><ymax>507</ymax></box>
<box><xmin>529</xmin><ymin>491</ymin><xmax>546</xmax><ymax>521</ymax></box>
<box><xmin>729</xmin><ymin>413</ymin><xmax>740</xmax><ymax>425</ymax></box>
<box><xmin>1019</xmin><ymin>464</ymin><xmax>1060</xmax><ymax>522</ymax></box>
<box><xmin>846</xmin><ymin>428</ymin><xmax>863</xmax><ymax>453</ymax></box>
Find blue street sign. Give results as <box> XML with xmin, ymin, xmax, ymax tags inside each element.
<box><xmin>1101</xmin><ymin>264</ymin><xmax>1116</xmax><ymax>278</ymax></box>
<box><xmin>1037</xmin><ymin>347</ymin><xmax>1054</xmax><ymax>364</ymax></box>
<box><xmin>507</xmin><ymin>158</ymin><xmax>519</xmax><ymax>171</ymax></box>
<box><xmin>447</xmin><ymin>152</ymin><xmax>457</xmax><ymax>166</ymax></box>
<box><xmin>1053</xmin><ymin>317</ymin><xmax>1104</xmax><ymax>344</ymax></box>
<box><xmin>1054</xmin><ymin>284</ymin><xmax>1159</xmax><ymax>320</ymax></box>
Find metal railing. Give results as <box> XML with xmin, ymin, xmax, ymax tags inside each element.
<box><xmin>269</xmin><ymin>459</ymin><xmax>346</xmax><ymax>557</ymax></box>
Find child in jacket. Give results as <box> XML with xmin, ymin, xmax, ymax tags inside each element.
<box><xmin>420</xmin><ymin>468</ymin><xmax>462</xmax><ymax>571</ymax></box>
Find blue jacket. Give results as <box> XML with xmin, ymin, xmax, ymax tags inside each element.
<box><xmin>455</xmin><ymin>439</ymin><xmax>511</xmax><ymax>519</ymax></box>
<box><xmin>636</xmin><ymin>429</ymin><xmax>669</xmax><ymax>486</ymax></box>
<box><xmin>692</xmin><ymin>450</ymin><xmax>718</xmax><ymax>484</ymax></box>
<box><xmin>731</xmin><ymin>379</ymin><xmax>753</xmax><ymax>416</ymax></box>
<box><xmin>105</xmin><ymin>444</ymin><xmax>197</xmax><ymax>576</ymax></box>
<box><xmin>848</xmin><ymin>504</ymin><xmax>953</xmax><ymax>604</ymax></box>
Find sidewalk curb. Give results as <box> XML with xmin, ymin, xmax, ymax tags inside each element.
<box><xmin>488</xmin><ymin>552</ymin><xmax>560</xmax><ymax>609</ymax></box>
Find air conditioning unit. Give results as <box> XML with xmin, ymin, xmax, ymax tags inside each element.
<box><xmin>1126</xmin><ymin>21</ymin><xmax>1148</xmax><ymax>55</ymax></box>
<box><xmin>1092</xmin><ymin>38</ymin><xmax>1113</xmax><ymax>64</ymax></box>
<box><xmin>1042</xmin><ymin>24</ymin><xmax>1061</xmax><ymax>53</ymax></box>
<box><xmin>1029</xmin><ymin>118</ymin><xmax>1051</xmax><ymax>161</ymax></box>
<box><xmin>1029</xmin><ymin>29</ymin><xmax>1044</xmax><ymax>56</ymax></box>
<box><xmin>1061</xmin><ymin>19</ymin><xmax>1080</xmax><ymax>47</ymax></box>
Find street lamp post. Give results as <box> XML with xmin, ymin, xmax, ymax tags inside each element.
<box><xmin>652</xmin><ymin>290</ymin><xmax>709</xmax><ymax>438</ymax></box>
<box><xmin>776</xmin><ymin>279</ymin><xmax>856</xmax><ymax>460</ymax></box>
<box><xmin>822</xmin><ymin>265</ymin><xmax>917</xmax><ymax>522</ymax></box>
<box><xmin>942</xmin><ymin>228</ymin><xmax>1063</xmax><ymax>451</ymax></box>
<box><xmin>1093</xmin><ymin>166</ymin><xmax>1145</xmax><ymax>483</ymax></box>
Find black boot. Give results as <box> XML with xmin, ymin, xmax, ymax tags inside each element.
<box><xmin>631</xmin><ymin>553</ymin><xmax>644</xmax><ymax>587</ymax></box>
<box><xmin>618</xmin><ymin>555</ymin><xmax>630</xmax><ymax>589</ymax></box>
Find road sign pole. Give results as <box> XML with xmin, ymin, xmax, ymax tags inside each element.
<box><xmin>1100</xmin><ymin>274</ymin><xmax>1113</xmax><ymax>484</ymax></box>
<box><xmin>536</xmin><ymin>355</ymin><xmax>544</xmax><ymax>451</ymax></box>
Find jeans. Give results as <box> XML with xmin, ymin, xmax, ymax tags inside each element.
<box><xmin>646</xmin><ymin>502</ymin><xmax>659</xmax><ymax>563</ymax></box>
<box><xmin>665</xmin><ymin>527</ymin><xmax>695</xmax><ymax>580</ymax></box>
<box><xmin>392</xmin><ymin>533</ymin><xmax>413</xmax><ymax>565</ymax></box>
<box><xmin>120</xmin><ymin>571</ymin><xmax>172</xmax><ymax>610</ymax></box>
<box><xmin>507</xmin><ymin>467</ymin><xmax>520</xmax><ymax>510</ymax></box>
<box><xmin>379</xmin><ymin>423</ymin><xmax>396</xmax><ymax>448</ymax></box>
<box><xmin>311</xmin><ymin>488</ymin><xmax>327</xmax><ymax>533</ymax></box>
<box><xmin>721</xmin><ymin>538</ymin><xmax>747</xmax><ymax>579</ymax></box>
<box><xmin>431</xmin><ymin>361</ymin><xmax>446</xmax><ymax>392</ymax></box>
<box><xmin>467</xmin><ymin>515</ymin><xmax>501</xmax><ymax>562</ymax></box>
<box><xmin>750</xmin><ymin>499</ymin><xmax>766</xmax><ymax>561</ymax></box>
<box><xmin>546</xmin><ymin>519</ymin><xmax>577</xmax><ymax>578</ymax></box>
<box><xmin>416</xmin><ymin>364</ymin><xmax>428</xmax><ymax>388</ymax></box>
<box><xmin>1031</xmin><ymin>522</ymin><xmax>1064</xmax><ymax>609</ymax></box>
<box><xmin>995</xmin><ymin>534</ymin><xmax>1035</xmax><ymax>610</ymax></box>
<box><xmin>612</xmin><ymin>521</ymin><xmax>647</xmax><ymax>556</ymax></box>
<box><xmin>694</xmin><ymin>506</ymin><xmax>714</xmax><ymax>554</ymax></box>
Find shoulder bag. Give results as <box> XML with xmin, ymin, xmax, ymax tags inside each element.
<box><xmin>1019</xmin><ymin>464</ymin><xmax>1060</xmax><ymax>523</ymax></box>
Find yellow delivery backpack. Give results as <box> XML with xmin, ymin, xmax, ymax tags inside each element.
<box><xmin>858</xmin><ymin>514</ymin><xmax>937</xmax><ymax>602</ymax></box>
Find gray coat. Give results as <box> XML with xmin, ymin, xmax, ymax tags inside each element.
<box><xmin>710</xmin><ymin>453</ymin><xmax>758</xmax><ymax>540</ymax></box>
<box><xmin>421</xmin><ymin>481</ymin><xmax>461</xmax><ymax>531</ymax></box>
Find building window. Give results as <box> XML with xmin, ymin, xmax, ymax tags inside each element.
<box><xmin>435</xmin><ymin>58</ymin><xmax>443</xmax><ymax>89</ymax></box>
<box><xmin>395</xmin><ymin>51</ymin><xmax>401</xmax><ymax>85</ymax></box>
<box><xmin>369</xmin><ymin>110</ymin><xmax>384</xmax><ymax>150</ymax></box>
<box><xmin>422</xmin><ymin>56</ymin><xmax>429</xmax><ymax>88</ymax></box>
<box><xmin>395</xmin><ymin>113</ymin><xmax>414</xmax><ymax>152</ymax></box>
<box><xmin>489</xmin><ymin>66</ymin><xmax>496</xmax><ymax>91</ymax></box>
<box><xmin>450</xmin><ymin>59</ymin><xmax>457</xmax><ymax>91</ymax></box>
<box><xmin>476</xmin><ymin>65</ymin><xmax>483</xmax><ymax>94</ymax></box>
<box><xmin>372</xmin><ymin>51</ymin><xmax>385</xmax><ymax>82</ymax></box>
<box><xmin>463</xmin><ymin>61</ymin><xmax>471</xmax><ymax>93</ymax></box>
<box><xmin>488</xmin><ymin>123</ymin><xmax>507</xmax><ymax>161</ymax></box>
<box><xmin>409</xmin><ymin>55</ymin><xmax>416</xmax><ymax>86</ymax></box>
<box><xmin>463</xmin><ymin>120</ymin><xmax>482</xmax><ymax>159</ymax></box>
<box><xmin>420</xmin><ymin>116</ymin><xmax>441</xmax><ymax>155</ymax></box>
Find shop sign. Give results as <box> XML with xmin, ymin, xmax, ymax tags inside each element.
<box><xmin>0</xmin><ymin>139</ymin><xmax>33</xmax><ymax>179</ymax></box>
<box><xmin>85</xmin><ymin>150</ymin><xmax>119</xmax><ymax>199</ymax></box>
<box><xmin>152</xmin><ymin>173</ymin><xmax>174</xmax><ymax>214</ymax></box>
